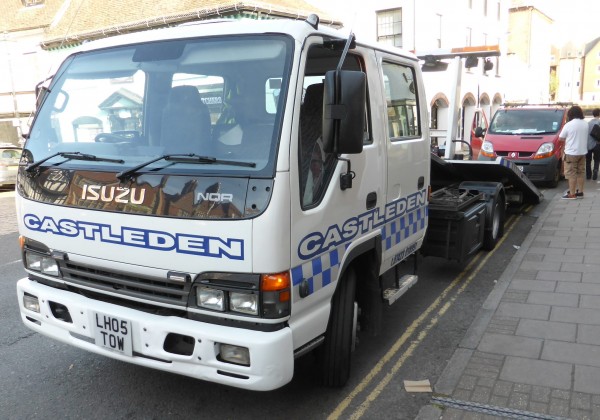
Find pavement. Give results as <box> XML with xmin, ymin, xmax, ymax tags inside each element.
<box><xmin>417</xmin><ymin>178</ymin><xmax>600</xmax><ymax>419</ymax></box>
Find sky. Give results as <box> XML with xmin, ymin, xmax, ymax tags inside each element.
<box><xmin>534</xmin><ymin>0</ymin><xmax>600</xmax><ymax>44</ymax></box>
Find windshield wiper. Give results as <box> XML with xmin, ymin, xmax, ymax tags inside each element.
<box><xmin>116</xmin><ymin>153</ymin><xmax>256</xmax><ymax>181</ymax></box>
<box><xmin>25</xmin><ymin>152</ymin><xmax>125</xmax><ymax>174</ymax></box>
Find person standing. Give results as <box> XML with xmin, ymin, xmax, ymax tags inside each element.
<box><xmin>587</xmin><ymin>108</ymin><xmax>600</xmax><ymax>180</ymax></box>
<box><xmin>559</xmin><ymin>105</ymin><xmax>589</xmax><ymax>199</ymax></box>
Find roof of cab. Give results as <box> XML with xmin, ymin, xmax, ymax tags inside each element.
<box><xmin>72</xmin><ymin>18</ymin><xmax>342</xmax><ymax>52</ymax></box>
<box><xmin>64</xmin><ymin>17</ymin><xmax>416</xmax><ymax>62</ymax></box>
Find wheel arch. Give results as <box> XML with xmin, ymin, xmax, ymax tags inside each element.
<box><xmin>337</xmin><ymin>234</ymin><xmax>382</xmax><ymax>288</ymax></box>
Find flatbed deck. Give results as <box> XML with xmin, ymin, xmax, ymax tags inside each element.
<box><xmin>430</xmin><ymin>154</ymin><xmax>543</xmax><ymax>205</ymax></box>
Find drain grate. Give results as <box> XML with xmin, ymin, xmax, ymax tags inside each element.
<box><xmin>431</xmin><ymin>396</ymin><xmax>569</xmax><ymax>420</ymax></box>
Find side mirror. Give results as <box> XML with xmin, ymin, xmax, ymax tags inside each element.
<box><xmin>474</xmin><ymin>126</ymin><xmax>485</xmax><ymax>138</ymax></box>
<box><xmin>35</xmin><ymin>80</ymin><xmax>50</xmax><ymax>110</ymax></box>
<box><xmin>322</xmin><ymin>69</ymin><xmax>366</xmax><ymax>155</ymax></box>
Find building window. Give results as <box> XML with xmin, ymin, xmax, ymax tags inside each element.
<box><xmin>21</xmin><ymin>0</ymin><xmax>44</xmax><ymax>6</ymax></box>
<box><xmin>466</xmin><ymin>27</ymin><xmax>472</xmax><ymax>46</ymax></box>
<box><xmin>468</xmin><ymin>0</ymin><xmax>473</xmax><ymax>9</ymax></box>
<box><xmin>484</xmin><ymin>0</ymin><xmax>488</xmax><ymax>16</ymax></box>
<box><xmin>377</xmin><ymin>9</ymin><xmax>403</xmax><ymax>48</ymax></box>
<box><xmin>497</xmin><ymin>1</ymin><xmax>501</xmax><ymax>20</ymax></box>
<box><xmin>436</xmin><ymin>14</ymin><xmax>443</xmax><ymax>48</ymax></box>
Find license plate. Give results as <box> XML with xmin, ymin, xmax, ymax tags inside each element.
<box><xmin>93</xmin><ymin>312</ymin><xmax>133</xmax><ymax>356</ymax></box>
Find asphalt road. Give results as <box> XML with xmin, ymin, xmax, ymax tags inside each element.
<box><xmin>0</xmin><ymin>185</ymin><xmax>556</xmax><ymax>419</ymax></box>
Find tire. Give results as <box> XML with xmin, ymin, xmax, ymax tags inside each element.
<box><xmin>482</xmin><ymin>195</ymin><xmax>505</xmax><ymax>251</ymax></box>
<box><xmin>547</xmin><ymin>162</ymin><xmax>560</xmax><ymax>188</ymax></box>
<box><xmin>318</xmin><ymin>267</ymin><xmax>357</xmax><ymax>387</ymax></box>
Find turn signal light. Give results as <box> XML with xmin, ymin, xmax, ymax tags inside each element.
<box><xmin>261</xmin><ymin>272</ymin><xmax>290</xmax><ymax>292</ymax></box>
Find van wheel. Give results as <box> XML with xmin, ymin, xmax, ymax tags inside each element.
<box><xmin>547</xmin><ymin>164</ymin><xmax>560</xmax><ymax>188</ymax></box>
<box><xmin>483</xmin><ymin>195</ymin><xmax>505</xmax><ymax>251</ymax></box>
<box><xmin>317</xmin><ymin>267</ymin><xmax>357</xmax><ymax>387</ymax></box>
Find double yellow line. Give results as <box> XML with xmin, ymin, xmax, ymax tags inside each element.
<box><xmin>328</xmin><ymin>209</ymin><xmax>527</xmax><ymax>420</ymax></box>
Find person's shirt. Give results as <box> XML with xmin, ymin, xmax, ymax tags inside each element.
<box><xmin>589</xmin><ymin>117</ymin><xmax>600</xmax><ymax>151</ymax></box>
<box><xmin>560</xmin><ymin>118</ymin><xmax>589</xmax><ymax>156</ymax></box>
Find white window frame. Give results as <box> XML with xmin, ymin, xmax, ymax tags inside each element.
<box><xmin>376</xmin><ymin>8</ymin><xmax>403</xmax><ymax>48</ymax></box>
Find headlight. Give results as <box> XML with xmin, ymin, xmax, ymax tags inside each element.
<box><xmin>25</xmin><ymin>251</ymin><xmax>60</xmax><ymax>276</ymax></box>
<box><xmin>193</xmin><ymin>272</ymin><xmax>290</xmax><ymax>318</ymax></box>
<box><xmin>219</xmin><ymin>343</ymin><xmax>250</xmax><ymax>366</ymax></box>
<box><xmin>230</xmin><ymin>292</ymin><xmax>258</xmax><ymax>315</ymax></box>
<box><xmin>534</xmin><ymin>142</ymin><xmax>554</xmax><ymax>159</ymax></box>
<box><xmin>197</xmin><ymin>286</ymin><xmax>225</xmax><ymax>311</ymax></box>
<box><xmin>481</xmin><ymin>140</ymin><xmax>495</xmax><ymax>155</ymax></box>
<box><xmin>23</xmin><ymin>293</ymin><xmax>40</xmax><ymax>313</ymax></box>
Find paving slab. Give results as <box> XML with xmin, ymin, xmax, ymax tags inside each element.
<box><xmin>419</xmin><ymin>184</ymin><xmax>600</xmax><ymax>420</ymax></box>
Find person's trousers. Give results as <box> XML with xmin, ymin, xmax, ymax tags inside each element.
<box><xmin>586</xmin><ymin>144</ymin><xmax>600</xmax><ymax>178</ymax></box>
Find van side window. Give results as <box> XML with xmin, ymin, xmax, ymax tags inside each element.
<box><xmin>382</xmin><ymin>62</ymin><xmax>420</xmax><ymax>140</ymax></box>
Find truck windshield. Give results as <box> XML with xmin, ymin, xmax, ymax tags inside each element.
<box><xmin>26</xmin><ymin>35</ymin><xmax>292</xmax><ymax>177</ymax></box>
<box><xmin>489</xmin><ymin>109</ymin><xmax>565</xmax><ymax>135</ymax></box>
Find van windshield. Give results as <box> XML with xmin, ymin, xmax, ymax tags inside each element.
<box><xmin>26</xmin><ymin>35</ymin><xmax>293</xmax><ymax>177</ymax></box>
<box><xmin>489</xmin><ymin>109</ymin><xmax>565</xmax><ymax>135</ymax></box>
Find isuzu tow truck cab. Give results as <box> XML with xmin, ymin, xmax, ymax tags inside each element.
<box><xmin>16</xmin><ymin>16</ymin><xmax>540</xmax><ymax>391</ymax></box>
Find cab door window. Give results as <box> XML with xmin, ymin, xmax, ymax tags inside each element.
<box><xmin>299</xmin><ymin>46</ymin><xmax>366</xmax><ymax>208</ymax></box>
<box><xmin>382</xmin><ymin>62</ymin><xmax>420</xmax><ymax>140</ymax></box>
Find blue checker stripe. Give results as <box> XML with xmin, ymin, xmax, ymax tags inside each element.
<box><xmin>381</xmin><ymin>206</ymin><xmax>427</xmax><ymax>251</ymax></box>
<box><xmin>290</xmin><ymin>205</ymin><xmax>427</xmax><ymax>300</ymax></box>
<box><xmin>290</xmin><ymin>244</ymin><xmax>345</xmax><ymax>301</ymax></box>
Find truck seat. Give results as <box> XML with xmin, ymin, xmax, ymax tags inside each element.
<box><xmin>161</xmin><ymin>85</ymin><xmax>212</xmax><ymax>155</ymax></box>
<box><xmin>300</xmin><ymin>83</ymin><xmax>324</xmax><ymax>201</ymax></box>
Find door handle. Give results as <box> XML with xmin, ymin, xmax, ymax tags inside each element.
<box><xmin>418</xmin><ymin>176</ymin><xmax>425</xmax><ymax>189</ymax></box>
<box><xmin>366</xmin><ymin>192</ymin><xmax>377</xmax><ymax>209</ymax></box>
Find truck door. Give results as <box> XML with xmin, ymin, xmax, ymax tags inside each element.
<box><xmin>376</xmin><ymin>53</ymin><xmax>430</xmax><ymax>271</ymax></box>
<box><xmin>288</xmin><ymin>40</ymin><xmax>384</xmax><ymax>347</ymax></box>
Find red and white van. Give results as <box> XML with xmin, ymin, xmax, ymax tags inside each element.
<box><xmin>476</xmin><ymin>104</ymin><xmax>568</xmax><ymax>187</ymax></box>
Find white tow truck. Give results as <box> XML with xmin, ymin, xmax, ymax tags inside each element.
<box><xmin>15</xmin><ymin>16</ymin><xmax>541</xmax><ymax>391</ymax></box>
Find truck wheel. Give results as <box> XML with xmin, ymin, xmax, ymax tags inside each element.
<box><xmin>318</xmin><ymin>267</ymin><xmax>357</xmax><ymax>387</ymax></box>
<box><xmin>482</xmin><ymin>195</ymin><xmax>505</xmax><ymax>251</ymax></box>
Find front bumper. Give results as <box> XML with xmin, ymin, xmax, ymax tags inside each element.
<box><xmin>515</xmin><ymin>155</ymin><xmax>559</xmax><ymax>183</ymax></box>
<box><xmin>17</xmin><ymin>278</ymin><xmax>294</xmax><ymax>391</ymax></box>
<box><xmin>479</xmin><ymin>155</ymin><xmax>559</xmax><ymax>183</ymax></box>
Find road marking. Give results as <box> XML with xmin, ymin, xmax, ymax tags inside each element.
<box><xmin>328</xmin><ymin>211</ymin><xmax>525</xmax><ymax>420</ymax></box>
<box><xmin>1</xmin><ymin>259</ymin><xmax>22</xmax><ymax>268</ymax></box>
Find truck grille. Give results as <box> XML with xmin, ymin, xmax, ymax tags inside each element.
<box><xmin>59</xmin><ymin>261</ymin><xmax>191</xmax><ymax>307</ymax></box>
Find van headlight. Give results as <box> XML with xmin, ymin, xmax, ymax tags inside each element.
<box><xmin>480</xmin><ymin>140</ymin><xmax>495</xmax><ymax>157</ymax></box>
<box><xmin>534</xmin><ymin>142</ymin><xmax>554</xmax><ymax>159</ymax></box>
